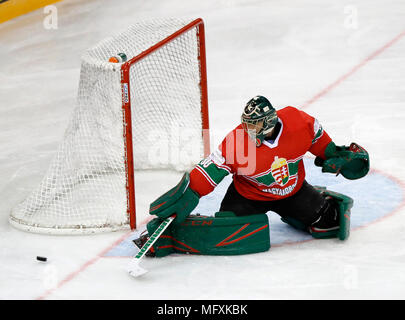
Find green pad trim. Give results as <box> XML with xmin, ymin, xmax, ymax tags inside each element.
<box><xmin>147</xmin><ymin>212</ymin><xmax>270</xmax><ymax>257</ymax></box>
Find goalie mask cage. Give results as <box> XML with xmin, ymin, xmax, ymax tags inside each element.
<box><xmin>10</xmin><ymin>18</ymin><xmax>210</xmax><ymax>234</ymax></box>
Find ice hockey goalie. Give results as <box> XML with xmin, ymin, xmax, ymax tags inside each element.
<box><xmin>134</xmin><ymin>95</ymin><xmax>370</xmax><ymax>257</ymax></box>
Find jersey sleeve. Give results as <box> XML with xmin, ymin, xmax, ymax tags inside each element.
<box><xmin>189</xmin><ymin>145</ymin><xmax>234</xmax><ymax>197</ymax></box>
<box><xmin>300</xmin><ymin>110</ymin><xmax>332</xmax><ymax>159</ymax></box>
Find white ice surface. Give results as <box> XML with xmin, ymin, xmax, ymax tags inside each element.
<box><xmin>1</xmin><ymin>0</ymin><xmax>405</xmax><ymax>299</ymax></box>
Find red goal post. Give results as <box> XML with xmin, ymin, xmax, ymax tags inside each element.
<box><xmin>121</xmin><ymin>18</ymin><xmax>210</xmax><ymax>229</ymax></box>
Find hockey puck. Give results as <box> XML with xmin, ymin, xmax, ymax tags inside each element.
<box><xmin>36</xmin><ymin>256</ymin><xmax>47</xmax><ymax>262</ymax></box>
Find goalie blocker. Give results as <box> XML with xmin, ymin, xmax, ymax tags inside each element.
<box><xmin>144</xmin><ymin>173</ymin><xmax>354</xmax><ymax>257</ymax></box>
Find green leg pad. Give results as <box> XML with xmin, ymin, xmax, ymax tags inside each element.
<box><xmin>147</xmin><ymin>211</ymin><xmax>270</xmax><ymax>257</ymax></box>
<box><xmin>309</xmin><ymin>229</ymin><xmax>339</xmax><ymax>239</ymax></box>
<box><xmin>280</xmin><ymin>216</ymin><xmax>307</xmax><ymax>231</ymax></box>
<box><xmin>281</xmin><ymin>215</ymin><xmax>340</xmax><ymax>238</ymax></box>
<box><xmin>146</xmin><ymin>218</ymin><xmax>175</xmax><ymax>257</ymax></box>
<box><xmin>313</xmin><ymin>186</ymin><xmax>354</xmax><ymax>241</ymax></box>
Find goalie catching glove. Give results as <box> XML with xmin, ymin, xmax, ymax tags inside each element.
<box><xmin>315</xmin><ymin>142</ymin><xmax>370</xmax><ymax>180</ymax></box>
<box><xmin>149</xmin><ymin>172</ymin><xmax>199</xmax><ymax>224</ymax></box>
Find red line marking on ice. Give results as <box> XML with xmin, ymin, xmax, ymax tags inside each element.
<box><xmin>35</xmin><ymin>216</ymin><xmax>152</xmax><ymax>300</ymax></box>
<box><xmin>301</xmin><ymin>29</ymin><xmax>405</xmax><ymax>109</ymax></box>
<box><xmin>352</xmin><ymin>168</ymin><xmax>405</xmax><ymax>230</ymax></box>
<box><xmin>36</xmin><ymin>230</ymin><xmax>132</xmax><ymax>300</ymax></box>
<box><xmin>36</xmin><ymin>28</ymin><xmax>405</xmax><ymax>300</ymax></box>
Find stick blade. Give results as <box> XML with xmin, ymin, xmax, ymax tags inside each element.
<box><xmin>127</xmin><ymin>260</ymin><xmax>148</xmax><ymax>278</ymax></box>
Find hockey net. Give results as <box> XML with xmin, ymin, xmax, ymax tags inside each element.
<box><xmin>10</xmin><ymin>18</ymin><xmax>210</xmax><ymax>234</ymax></box>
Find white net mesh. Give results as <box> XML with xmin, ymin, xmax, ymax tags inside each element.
<box><xmin>10</xmin><ymin>18</ymin><xmax>206</xmax><ymax>234</ymax></box>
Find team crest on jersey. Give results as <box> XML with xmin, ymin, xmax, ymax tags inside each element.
<box><xmin>271</xmin><ymin>156</ymin><xmax>290</xmax><ymax>186</ymax></box>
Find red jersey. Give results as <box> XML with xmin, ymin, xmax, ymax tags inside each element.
<box><xmin>189</xmin><ymin>106</ymin><xmax>332</xmax><ymax>201</ymax></box>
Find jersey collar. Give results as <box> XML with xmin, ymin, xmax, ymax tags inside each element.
<box><xmin>262</xmin><ymin>118</ymin><xmax>283</xmax><ymax>149</ymax></box>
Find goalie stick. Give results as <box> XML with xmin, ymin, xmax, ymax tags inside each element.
<box><xmin>127</xmin><ymin>215</ymin><xmax>175</xmax><ymax>278</ymax></box>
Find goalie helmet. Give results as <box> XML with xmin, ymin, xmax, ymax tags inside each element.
<box><xmin>241</xmin><ymin>95</ymin><xmax>278</xmax><ymax>146</ymax></box>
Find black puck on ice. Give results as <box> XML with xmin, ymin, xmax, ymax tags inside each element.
<box><xmin>36</xmin><ymin>256</ymin><xmax>47</xmax><ymax>262</ymax></box>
